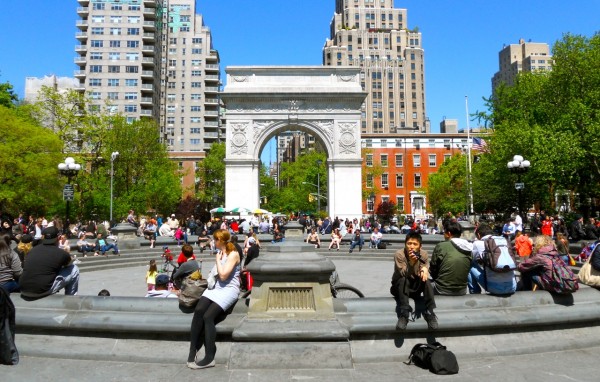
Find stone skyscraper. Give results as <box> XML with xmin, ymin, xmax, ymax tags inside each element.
<box><xmin>323</xmin><ymin>0</ymin><xmax>429</xmax><ymax>134</ymax></box>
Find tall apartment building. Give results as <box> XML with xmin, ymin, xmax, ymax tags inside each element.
<box><xmin>491</xmin><ymin>38</ymin><xmax>552</xmax><ymax>94</ymax></box>
<box><xmin>323</xmin><ymin>0</ymin><xmax>429</xmax><ymax>135</ymax></box>
<box><xmin>75</xmin><ymin>0</ymin><xmax>222</xmax><ymax>191</ymax></box>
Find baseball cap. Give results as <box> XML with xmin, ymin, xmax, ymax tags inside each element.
<box><xmin>248</xmin><ymin>237</ymin><xmax>256</xmax><ymax>244</ymax></box>
<box><xmin>20</xmin><ymin>234</ymin><xmax>33</xmax><ymax>244</ymax></box>
<box><xmin>155</xmin><ymin>274</ymin><xmax>170</xmax><ymax>285</ymax></box>
<box><xmin>42</xmin><ymin>226</ymin><xmax>60</xmax><ymax>245</ymax></box>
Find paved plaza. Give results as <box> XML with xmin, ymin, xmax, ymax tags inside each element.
<box><xmin>4</xmin><ymin>241</ymin><xmax>600</xmax><ymax>380</ymax></box>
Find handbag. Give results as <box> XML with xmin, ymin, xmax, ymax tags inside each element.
<box><xmin>578</xmin><ymin>258</ymin><xmax>600</xmax><ymax>287</ymax></box>
<box><xmin>207</xmin><ymin>269</ymin><xmax>217</xmax><ymax>290</ymax></box>
<box><xmin>178</xmin><ymin>270</ymin><xmax>208</xmax><ymax>308</ymax></box>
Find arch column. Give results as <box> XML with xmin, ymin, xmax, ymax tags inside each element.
<box><xmin>225</xmin><ymin>159</ymin><xmax>261</xmax><ymax>210</ymax></box>
<box><xmin>327</xmin><ymin>159</ymin><xmax>363</xmax><ymax>221</ymax></box>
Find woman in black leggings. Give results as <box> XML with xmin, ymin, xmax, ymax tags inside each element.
<box><xmin>187</xmin><ymin>229</ymin><xmax>240</xmax><ymax>369</ymax></box>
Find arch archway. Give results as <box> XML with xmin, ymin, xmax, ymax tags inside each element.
<box><xmin>221</xmin><ymin>66</ymin><xmax>367</xmax><ymax>221</ymax></box>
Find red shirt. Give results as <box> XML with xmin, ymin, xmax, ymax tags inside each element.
<box><xmin>541</xmin><ymin>220</ymin><xmax>553</xmax><ymax>236</ymax></box>
<box><xmin>177</xmin><ymin>253</ymin><xmax>195</xmax><ymax>266</ymax></box>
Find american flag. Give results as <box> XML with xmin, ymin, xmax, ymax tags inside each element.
<box><xmin>472</xmin><ymin>137</ymin><xmax>488</xmax><ymax>152</ymax></box>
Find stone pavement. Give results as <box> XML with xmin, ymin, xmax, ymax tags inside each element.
<box><xmin>2</xmin><ymin>345</ymin><xmax>598</xmax><ymax>381</ymax></box>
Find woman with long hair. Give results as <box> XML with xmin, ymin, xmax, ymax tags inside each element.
<box><xmin>0</xmin><ymin>233</ymin><xmax>23</xmax><ymax>294</ymax></box>
<box><xmin>187</xmin><ymin>229</ymin><xmax>240</xmax><ymax>369</ymax></box>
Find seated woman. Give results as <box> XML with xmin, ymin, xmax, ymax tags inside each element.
<box><xmin>306</xmin><ymin>228</ymin><xmax>321</xmax><ymax>249</ymax></box>
<box><xmin>518</xmin><ymin>234</ymin><xmax>578</xmax><ymax>293</ymax></box>
<box><xmin>187</xmin><ymin>229</ymin><xmax>240</xmax><ymax>370</ymax></box>
<box><xmin>329</xmin><ymin>228</ymin><xmax>342</xmax><ymax>251</ymax></box>
<box><xmin>197</xmin><ymin>229</ymin><xmax>213</xmax><ymax>253</ymax></box>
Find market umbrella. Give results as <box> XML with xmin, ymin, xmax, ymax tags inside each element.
<box><xmin>210</xmin><ymin>207</ymin><xmax>228</xmax><ymax>214</ymax></box>
<box><xmin>230</xmin><ymin>207</ymin><xmax>252</xmax><ymax>214</ymax></box>
<box><xmin>252</xmin><ymin>208</ymin><xmax>270</xmax><ymax>214</ymax></box>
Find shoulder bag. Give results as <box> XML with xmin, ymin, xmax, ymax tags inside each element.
<box><xmin>578</xmin><ymin>257</ymin><xmax>600</xmax><ymax>287</ymax></box>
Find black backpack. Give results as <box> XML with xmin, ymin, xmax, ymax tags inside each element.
<box><xmin>406</xmin><ymin>342</ymin><xmax>458</xmax><ymax>375</ymax></box>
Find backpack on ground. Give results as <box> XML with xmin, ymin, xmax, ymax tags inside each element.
<box><xmin>540</xmin><ymin>256</ymin><xmax>579</xmax><ymax>294</ymax></box>
<box><xmin>178</xmin><ymin>270</ymin><xmax>207</xmax><ymax>309</ymax></box>
<box><xmin>406</xmin><ymin>342</ymin><xmax>458</xmax><ymax>375</ymax></box>
<box><xmin>483</xmin><ymin>236</ymin><xmax>517</xmax><ymax>272</ymax></box>
<box><xmin>377</xmin><ymin>242</ymin><xmax>387</xmax><ymax>250</ymax></box>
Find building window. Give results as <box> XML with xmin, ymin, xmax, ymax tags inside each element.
<box><xmin>191</xmin><ymin>82</ymin><xmax>201</xmax><ymax>88</ymax></box>
<box><xmin>91</xmin><ymin>27</ymin><xmax>104</xmax><ymax>35</ymax></box>
<box><xmin>380</xmin><ymin>154</ymin><xmax>388</xmax><ymax>167</ymax></box>
<box><xmin>126</xmin><ymin>53</ymin><xmax>139</xmax><ymax>61</ymax></box>
<box><xmin>128</xmin><ymin>16</ymin><xmax>140</xmax><ymax>24</ymax></box>
<box><xmin>90</xmin><ymin>65</ymin><xmax>102</xmax><ymax>73</ymax></box>
<box><xmin>127</xmin><ymin>41</ymin><xmax>139</xmax><ymax>48</ymax></box>
<box><xmin>414</xmin><ymin>173</ymin><xmax>422</xmax><ymax>188</ymax></box>
<box><xmin>109</xmin><ymin>28</ymin><xmax>121</xmax><ymax>35</ymax></box>
<box><xmin>107</xmin><ymin>92</ymin><xmax>118</xmax><ymax>100</ymax></box>
<box><xmin>192</xmin><ymin>48</ymin><xmax>202</xmax><ymax>54</ymax></box>
<box><xmin>190</xmin><ymin>128</ymin><xmax>202</xmax><ymax>134</ymax></box>
<box><xmin>429</xmin><ymin>154</ymin><xmax>437</xmax><ymax>167</ymax></box>
<box><xmin>381</xmin><ymin>174</ymin><xmax>388</xmax><ymax>189</ymax></box>
<box><xmin>190</xmin><ymin>139</ymin><xmax>201</xmax><ymax>145</ymax></box>
<box><xmin>108</xmin><ymin>65</ymin><xmax>120</xmax><ymax>73</ymax></box>
<box><xmin>127</xmin><ymin>28</ymin><xmax>140</xmax><ymax>35</ymax></box>
<box><xmin>90</xmin><ymin>52</ymin><xmax>103</xmax><ymax>60</ymax></box>
<box><xmin>91</xmin><ymin>40</ymin><xmax>103</xmax><ymax>48</ymax></box>
<box><xmin>413</xmin><ymin>154</ymin><xmax>421</xmax><ymax>167</ymax></box>
<box><xmin>366</xmin><ymin>174</ymin><xmax>374</xmax><ymax>188</ymax></box>
<box><xmin>124</xmin><ymin>105</ymin><xmax>137</xmax><ymax>113</ymax></box>
<box><xmin>397</xmin><ymin>196</ymin><xmax>404</xmax><ymax>212</ymax></box>
<box><xmin>190</xmin><ymin>106</ymin><xmax>201</xmax><ymax>112</ymax></box>
<box><xmin>125</xmin><ymin>79</ymin><xmax>138</xmax><ymax>86</ymax></box>
<box><xmin>366</xmin><ymin>154</ymin><xmax>373</xmax><ymax>167</ymax></box>
<box><xmin>191</xmin><ymin>94</ymin><xmax>201</xmax><ymax>100</ymax></box>
<box><xmin>393</xmin><ymin>154</ymin><xmax>403</xmax><ymax>167</ymax></box>
<box><xmin>89</xmin><ymin>92</ymin><xmax>101</xmax><ymax>100</ymax></box>
<box><xmin>124</xmin><ymin>92</ymin><xmax>137</xmax><ymax>100</ymax></box>
<box><xmin>107</xmin><ymin>79</ymin><xmax>119</xmax><ymax>87</ymax></box>
<box><xmin>108</xmin><ymin>52</ymin><xmax>120</xmax><ymax>60</ymax></box>
<box><xmin>366</xmin><ymin>139</ymin><xmax>372</xmax><ymax>148</ymax></box>
<box><xmin>444</xmin><ymin>154</ymin><xmax>452</xmax><ymax>162</ymax></box>
<box><xmin>110</xmin><ymin>40</ymin><xmax>121</xmax><ymax>48</ymax></box>
<box><xmin>395</xmin><ymin>174</ymin><xmax>403</xmax><ymax>188</ymax></box>
<box><xmin>192</xmin><ymin>38</ymin><xmax>202</xmax><ymax>44</ymax></box>
<box><xmin>191</xmin><ymin>70</ymin><xmax>202</xmax><ymax>76</ymax></box>
<box><xmin>126</xmin><ymin>66</ymin><xmax>138</xmax><ymax>73</ymax></box>
<box><xmin>367</xmin><ymin>198</ymin><xmax>375</xmax><ymax>212</ymax></box>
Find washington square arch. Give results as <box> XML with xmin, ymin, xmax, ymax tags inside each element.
<box><xmin>221</xmin><ymin>66</ymin><xmax>367</xmax><ymax>221</ymax></box>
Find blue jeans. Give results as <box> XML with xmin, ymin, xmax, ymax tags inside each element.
<box><xmin>0</xmin><ymin>280</ymin><xmax>20</xmax><ymax>294</ymax></box>
<box><xmin>99</xmin><ymin>243</ymin><xmax>119</xmax><ymax>255</ymax></box>
<box><xmin>49</xmin><ymin>264</ymin><xmax>80</xmax><ymax>295</ymax></box>
<box><xmin>468</xmin><ymin>260</ymin><xmax>516</xmax><ymax>295</ymax></box>
<box><xmin>349</xmin><ymin>239</ymin><xmax>364</xmax><ymax>251</ymax></box>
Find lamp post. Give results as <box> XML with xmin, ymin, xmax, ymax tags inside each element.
<box><xmin>110</xmin><ymin>151</ymin><xmax>119</xmax><ymax>223</ymax></box>
<box><xmin>58</xmin><ymin>157</ymin><xmax>81</xmax><ymax>235</ymax></box>
<box><xmin>369</xmin><ymin>191</ymin><xmax>376</xmax><ymax>222</ymax></box>
<box><xmin>316</xmin><ymin>159</ymin><xmax>322</xmax><ymax>213</ymax></box>
<box><xmin>507</xmin><ymin>155</ymin><xmax>530</xmax><ymax>219</ymax></box>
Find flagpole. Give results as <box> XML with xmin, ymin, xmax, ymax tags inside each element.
<box><xmin>465</xmin><ymin>96</ymin><xmax>474</xmax><ymax>218</ymax></box>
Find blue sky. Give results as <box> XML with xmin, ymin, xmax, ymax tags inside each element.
<box><xmin>1</xmin><ymin>1</ymin><xmax>599</xmax><ymax>163</ymax></box>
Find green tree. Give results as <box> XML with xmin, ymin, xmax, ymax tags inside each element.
<box><xmin>196</xmin><ymin>142</ymin><xmax>225</xmax><ymax>207</ymax></box>
<box><xmin>0</xmin><ymin>81</ymin><xmax>18</xmax><ymax>108</ymax></box>
<box><xmin>87</xmin><ymin>117</ymin><xmax>181</xmax><ymax>220</ymax></box>
<box><xmin>0</xmin><ymin>106</ymin><xmax>63</xmax><ymax>215</ymax></box>
<box><xmin>427</xmin><ymin>154</ymin><xmax>469</xmax><ymax>217</ymax></box>
<box><xmin>275</xmin><ymin>150</ymin><xmax>327</xmax><ymax>215</ymax></box>
<box><xmin>473</xmin><ymin>32</ymin><xmax>600</xmax><ymax>216</ymax></box>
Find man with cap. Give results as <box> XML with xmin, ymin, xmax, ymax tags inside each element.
<box><xmin>19</xmin><ymin>226</ymin><xmax>79</xmax><ymax>299</ymax></box>
<box><xmin>145</xmin><ymin>274</ymin><xmax>177</xmax><ymax>298</ymax></box>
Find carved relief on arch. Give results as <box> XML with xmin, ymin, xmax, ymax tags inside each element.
<box><xmin>252</xmin><ymin>120</ymin><xmax>276</xmax><ymax>144</ymax></box>
<box><xmin>314</xmin><ymin>120</ymin><xmax>334</xmax><ymax>144</ymax></box>
<box><xmin>338</xmin><ymin>122</ymin><xmax>358</xmax><ymax>155</ymax></box>
<box><xmin>230</xmin><ymin>122</ymin><xmax>250</xmax><ymax>155</ymax></box>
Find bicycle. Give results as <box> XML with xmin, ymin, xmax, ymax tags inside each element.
<box><xmin>239</xmin><ymin>270</ymin><xmax>364</xmax><ymax>299</ymax></box>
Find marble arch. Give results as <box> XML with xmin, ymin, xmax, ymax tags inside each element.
<box><xmin>221</xmin><ymin>66</ymin><xmax>367</xmax><ymax>221</ymax></box>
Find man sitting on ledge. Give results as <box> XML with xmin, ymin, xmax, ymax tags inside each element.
<box><xmin>19</xmin><ymin>226</ymin><xmax>79</xmax><ymax>299</ymax></box>
<box><xmin>430</xmin><ymin>220</ymin><xmax>472</xmax><ymax>296</ymax></box>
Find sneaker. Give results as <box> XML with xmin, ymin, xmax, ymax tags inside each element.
<box><xmin>349</xmin><ymin>249</ymin><xmax>353</xmax><ymax>253</ymax></box>
<box><xmin>73</xmin><ymin>260</ymin><xmax>82</xmax><ymax>265</ymax></box>
<box><xmin>187</xmin><ymin>360</ymin><xmax>215</xmax><ymax>369</ymax></box>
<box><xmin>396</xmin><ymin>316</ymin><xmax>409</xmax><ymax>331</ymax></box>
<box><xmin>423</xmin><ymin>312</ymin><xmax>439</xmax><ymax>330</ymax></box>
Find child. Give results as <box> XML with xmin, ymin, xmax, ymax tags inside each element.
<box><xmin>146</xmin><ymin>259</ymin><xmax>158</xmax><ymax>291</ymax></box>
<box><xmin>390</xmin><ymin>231</ymin><xmax>438</xmax><ymax>330</ymax></box>
<box><xmin>174</xmin><ymin>226</ymin><xmax>184</xmax><ymax>247</ymax></box>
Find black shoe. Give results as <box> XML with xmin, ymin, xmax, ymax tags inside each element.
<box><xmin>423</xmin><ymin>312</ymin><xmax>438</xmax><ymax>330</ymax></box>
<box><xmin>396</xmin><ymin>316</ymin><xmax>409</xmax><ymax>331</ymax></box>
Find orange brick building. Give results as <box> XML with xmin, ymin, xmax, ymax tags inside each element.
<box><xmin>361</xmin><ymin>133</ymin><xmax>470</xmax><ymax>218</ymax></box>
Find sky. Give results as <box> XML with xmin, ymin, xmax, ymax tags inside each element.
<box><xmin>1</xmin><ymin>0</ymin><xmax>599</xmax><ymax>163</ymax></box>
